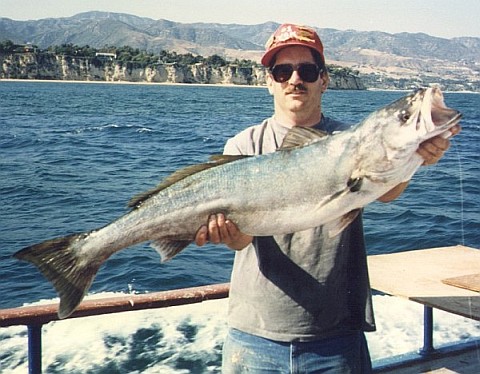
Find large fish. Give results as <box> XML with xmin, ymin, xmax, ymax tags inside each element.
<box><xmin>14</xmin><ymin>87</ymin><xmax>461</xmax><ymax>319</ymax></box>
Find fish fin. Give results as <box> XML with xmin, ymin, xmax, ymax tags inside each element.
<box><xmin>208</xmin><ymin>154</ymin><xmax>249</xmax><ymax>163</ymax></box>
<box><xmin>326</xmin><ymin>209</ymin><xmax>361</xmax><ymax>237</ymax></box>
<box><xmin>279</xmin><ymin>127</ymin><xmax>328</xmax><ymax>150</ymax></box>
<box><xmin>13</xmin><ymin>233</ymin><xmax>101</xmax><ymax>319</ymax></box>
<box><xmin>128</xmin><ymin>155</ymin><xmax>250</xmax><ymax>209</ymax></box>
<box><xmin>151</xmin><ymin>239</ymin><xmax>192</xmax><ymax>262</ymax></box>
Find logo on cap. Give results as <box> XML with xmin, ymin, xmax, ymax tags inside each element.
<box><xmin>265</xmin><ymin>25</ymin><xmax>317</xmax><ymax>50</ymax></box>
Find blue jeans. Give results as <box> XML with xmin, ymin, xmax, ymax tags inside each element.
<box><xmin>222</xmin><ymin>329</ymin><xmax>372</xmax><ymax>373</ymax></box>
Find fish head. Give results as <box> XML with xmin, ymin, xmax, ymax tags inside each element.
<box><xmin>377</xmin><ymin>87</ymin><xmax>462</xmax><ymax>149</ymax></box>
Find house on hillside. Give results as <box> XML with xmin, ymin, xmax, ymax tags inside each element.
<box><xmin>95</xmin><ymin>52</ymin><xmax>117</xmax><ymax>61</ymax></box>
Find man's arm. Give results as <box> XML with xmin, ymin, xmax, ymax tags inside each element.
<box><xmin>378</xmin><ymin>125</ymin><xmax>461</xmax><ymax>203</ymax></box>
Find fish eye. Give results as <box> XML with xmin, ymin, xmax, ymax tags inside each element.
<box><xmin>399</xmin><ymin>110</ymin><xmax>410</xmax><ymax>122</ymax></box>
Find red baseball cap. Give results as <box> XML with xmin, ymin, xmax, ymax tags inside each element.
<box><xmin>261</xmin><ymin>23</ymin><xmax>325</xmax><ymax>67</ymax></box>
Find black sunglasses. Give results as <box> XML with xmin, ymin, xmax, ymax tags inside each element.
<box><xmin>269</xmin><ymin>63</ymin><xmax>322</xmax><ymax>83</ymax></box>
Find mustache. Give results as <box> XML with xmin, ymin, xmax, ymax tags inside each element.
<box><xmin>286</xmin><ymin>84</ymin><xmax>308</xmax><ymax>93</ymax></box>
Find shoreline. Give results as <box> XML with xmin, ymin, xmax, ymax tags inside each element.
<box><xmin>0</xmin><ymin>78</ymin><xmax>407</xmax><ymax>92</ymax></box>
<box><xmin>2</xmin><ymin>78</ymin><xmax>478</xmax><ymax>94</ymax></box>
<box><xmin>0</xmin><ymin>78</ymin><xmax>268</xmax><ymax>89</ymax></box>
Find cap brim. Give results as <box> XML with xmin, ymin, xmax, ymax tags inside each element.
<box><xmin>260</xmin><ymin>42</ymin><xmax>322</xmax><ymax>67</ymax></box>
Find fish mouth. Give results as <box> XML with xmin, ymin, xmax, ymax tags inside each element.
<box><xmin>420</xmin><ymin>87</ymin><xmax>462</xmax><ymax>137</ymax></box>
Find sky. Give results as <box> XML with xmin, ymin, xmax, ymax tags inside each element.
<box><xmin>1</xmin><ymin>0</ymin><xmax>479</xmax><ymax>39</ymax></box>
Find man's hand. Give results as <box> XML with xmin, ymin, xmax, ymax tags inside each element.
<box><xmin>195</xmin><ymin>213</ymin><xmax>253</xmax><ymax>250</ymax></box>
<box><xmin>417</xmin><ymin>124</ymin><xmax>461</xmax><ymax>166</ymax></box>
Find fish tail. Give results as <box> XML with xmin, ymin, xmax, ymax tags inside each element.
<box><xmin>14</xmin><ymin>233</ymin><xmax>101</xmax><ymax>319</ymax></box>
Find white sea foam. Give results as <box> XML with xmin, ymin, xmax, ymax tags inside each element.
<box><xmin>1</xmin><ymin>294</ymin><xmax>479</xmax><ymax>373</ymax></box>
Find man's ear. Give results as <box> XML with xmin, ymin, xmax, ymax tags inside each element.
<box><xmin>320</xmin><ymin>72</ymin><xmax>330</xmax><ymax>92</ymax></box>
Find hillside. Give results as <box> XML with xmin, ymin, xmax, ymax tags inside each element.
<box><xmin>0</xmin><ymin>43</ymin><xmax>363</xmax><ymax>89</ymax></box>
<box><xmin>1</xmin><ymin>11</ymin><xmax>479</xmax><ymax>90</ymax></box>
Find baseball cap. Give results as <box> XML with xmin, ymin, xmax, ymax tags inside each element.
<box><xmin>261</xmin><ymin>23</ymin><xmax>325</xmax><ymax>67</ymax></box>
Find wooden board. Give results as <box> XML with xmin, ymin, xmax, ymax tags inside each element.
<box><xmin>367</xmin><ymin>245</ymin><xmax>480</xmax><ymax>320</ymax></box>
<box><xmin>410</xmin><ymin>295</ymin><xmax>480</xmax><ymax>321</ymax></box>
<box><xmin>442</xmin><ymin>273</ymin><xmax>480</xmax><ymax>292</ymax></box>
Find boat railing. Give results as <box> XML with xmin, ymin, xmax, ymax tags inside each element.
<box><xmin>1</xmin><ymin>281</ymin><xmax>478</xmax><ymax>373</ymax></box>
<box><xmin>0</xmin><ymin>283</ymin><xmax>230</xmax><ymax>374</ymax></box>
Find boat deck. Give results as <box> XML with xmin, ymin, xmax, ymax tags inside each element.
<box><xmin>368</xmin><ymin>245</ymin><xmax>480</xmax><ymax>373</ymax></box>
<box><xmin>367</xmin><ymin>245</ymin><xmax>480</xmax><ymax>321</ymax></box>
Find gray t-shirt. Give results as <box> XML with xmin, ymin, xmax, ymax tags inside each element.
<box><xmin>224</xmin><ymin>116</ymin><xmax>376</xmax><ymax>342</ymax></box>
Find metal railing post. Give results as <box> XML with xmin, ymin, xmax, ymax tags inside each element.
<box><xmin>28</xmin><ymin>324</ymin><xmax>42</xmax><ymax>374</ymax></box>
<box><xmin>419</xmin><ymin>306</ymin><xmax>434</xmax><ymax>356</ymax></box>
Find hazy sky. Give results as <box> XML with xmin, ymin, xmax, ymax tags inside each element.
<box><xmin>1</xmin><ymin>0</ymin><xmax>479</xmax><ymax>39</ymax></box>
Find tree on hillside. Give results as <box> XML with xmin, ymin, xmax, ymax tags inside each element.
<box><xmin>205</xmin><ymin>54</ymin><xmax>227</xmax><ymax>67</ymax></box>
<box><xmin>0</xmin><ymin>40</ymin><xmax>15</xmax><ymax>53</ymax></box>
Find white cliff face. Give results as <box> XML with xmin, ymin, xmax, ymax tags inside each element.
<box><xmin>1</xmin><ymin>52</ymin><xmax>363</xmax><ymax>89</ymax></box>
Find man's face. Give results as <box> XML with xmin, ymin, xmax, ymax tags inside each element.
<box><xmin>266</xmin><ymin>46</ymin><xmax>329</xmax><ymax>126</ymax></box>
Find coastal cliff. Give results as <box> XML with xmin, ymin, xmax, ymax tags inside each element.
<box><xmin>1</xmin><ymin>52</ymin><xmax>364</xmax><ymax>89</ymax></box>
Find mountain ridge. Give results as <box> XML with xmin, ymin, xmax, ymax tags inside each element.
<box><xmin>1</xmin><ymin>11</ymin><xmax>479</xmax><ymax>91</ymax></box>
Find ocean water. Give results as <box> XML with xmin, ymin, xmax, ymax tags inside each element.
<box><xmin>0</xmin><ymin>81</ymin><xmax>479</xmax><ymax>373</ymax></box>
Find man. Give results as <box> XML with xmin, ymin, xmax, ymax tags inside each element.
<box><xmin>196</xmin><ymin>23</ymin><xmax>460</xmax><ymax>373</ymax></box>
